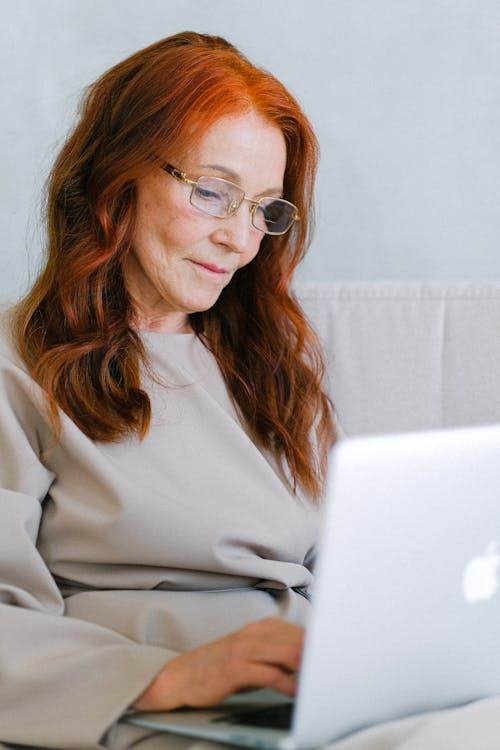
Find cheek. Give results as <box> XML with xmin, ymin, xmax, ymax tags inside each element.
<box><xmin>137</xmin><ymin>184</ymin><xmax>197</xmax><ymax>239</ymax></box>
<box><xmin>163</xmin><ymin>202</ymin><xmax>216</xmax><ymax>244</ymax></box>
<box><xmin>237</xmin><ymin>235</ymin><xmax>265</xmax><ymax>269</ymax></box>
<box><xmin>137</xmin><ymin>209</ymin><xmax>196</xmax><ymax>255</ymax></box>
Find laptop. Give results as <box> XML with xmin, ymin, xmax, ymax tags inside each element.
<box><xmin>126</xmin><ymin>424</ymin><xmax>500</xmax><ymax>748</ymax></box>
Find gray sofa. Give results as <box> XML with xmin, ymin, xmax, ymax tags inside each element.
<box><xmin>297</xmin><ymin>281</ymin><xmax>500</xmax><ymax>436</ymax></box>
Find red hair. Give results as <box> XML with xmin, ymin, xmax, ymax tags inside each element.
<box><xmin>15</xmin><ymin>32</ymin><xmax>336</xmax><ymax>499</ymax></box>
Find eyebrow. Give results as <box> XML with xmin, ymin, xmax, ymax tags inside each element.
<box><xmin>198</xmin><ymin>163</ymin><xmax>283</xmax><ymax>197</ymax></box>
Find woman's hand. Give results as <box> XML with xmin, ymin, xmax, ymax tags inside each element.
<box><xmin>132</xmin><ymin>617</ymin><xmax>304</xmax><ymax>711</ymax></box>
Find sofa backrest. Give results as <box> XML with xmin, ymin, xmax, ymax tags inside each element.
<box><xmin>296</xmin><ymin>281</ymin><xmax>500</xmax><ymax>436</ymax></box>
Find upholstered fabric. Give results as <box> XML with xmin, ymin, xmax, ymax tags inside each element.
<box><xmin>297</xmin><ymin>281</ymin><xmax>500</xmax><ymax>435</ymax></box>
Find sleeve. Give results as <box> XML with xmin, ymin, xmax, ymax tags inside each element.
<box><xmin>0</xmin><ymin>354</ymin><xmax>177</xmax><ymax>750</ymax></box>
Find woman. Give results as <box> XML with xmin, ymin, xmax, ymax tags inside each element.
<box><xmin>0</xmin><ymin>32</ymin><xmax>336</xmax><ymax>748</ymax></box>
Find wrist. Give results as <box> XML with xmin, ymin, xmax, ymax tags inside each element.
<box><xmin>131</xmin><ymin>658</ymin><xmax>185</xmax><ymax>711</ymax></box>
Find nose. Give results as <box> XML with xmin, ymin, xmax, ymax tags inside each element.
<box><xmin>211</xmin><ymin>203</ymin><xmax>261</xmax><ymax>255</ymax></box>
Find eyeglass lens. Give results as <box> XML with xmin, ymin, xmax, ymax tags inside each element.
<box><xmin>191</xmin><ymin>176</ymin><xmax>296</xmax><ymax>235</ymax></box>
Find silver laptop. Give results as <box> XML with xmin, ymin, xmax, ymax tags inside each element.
<box><xmin>127</xmin><ymin>424</ymin><xmax>500</xmax><ymax>748</ymax></box>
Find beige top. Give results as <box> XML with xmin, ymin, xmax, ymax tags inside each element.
<box><xmin>0</xmin><ymin>314</ymin><xmax>320</xmax><ymax>749</ymax></box>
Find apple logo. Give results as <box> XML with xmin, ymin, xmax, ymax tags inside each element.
<box><xmin>462</xmin><ymin>541</ymin><xmax>500</xmax><ymax>604</ymax></box>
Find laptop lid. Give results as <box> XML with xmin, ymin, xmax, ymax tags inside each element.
<box><xmin>293</xmin><ymin>424</ymin><xmax>500</xmax><ymax>746</ymax></box>
<box><xmin>128</xmin><ymin>425</ymin><xmax>500</xmax><ymax>748</ymax></box>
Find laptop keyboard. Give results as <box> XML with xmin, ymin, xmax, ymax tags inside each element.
<box><xmin>212</xmin><ymin>703</ymin><xmax>294</xmax><ymax>730</ymax></box>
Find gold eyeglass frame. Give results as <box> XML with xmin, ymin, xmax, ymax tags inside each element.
<box><xmin>163</xmin><ymin>163</ymin><xmax>299</xmax><ymax>235</ymax></box>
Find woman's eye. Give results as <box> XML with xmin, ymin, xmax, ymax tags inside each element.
<box><xmin>263</xmin><ymin>203</ymin><xmax>281</xmax><ymax>221</ymax></box>
<box><xmin>196</xmin><ymin>186</ymin><xmax>222</xmax><ymax>202</ymax></box>
<box><xmin>258</xmin><ymin>201</ymin><xmax>283</xmax><ymax>227</ymax></box>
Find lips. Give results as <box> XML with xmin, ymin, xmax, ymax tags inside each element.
<box><xmin>190</xmin><ymin>260</ymin><xmax>229</xmax><ymax>275</ymax></box>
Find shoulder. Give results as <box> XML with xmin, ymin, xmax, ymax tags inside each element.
<box><xmin>0</xmin><ymin>308</ymin><xmax>54</xmax><ymax>444</ymax></box>
<box><xmin>0</xmin><ymin>308</ymin><xmax>44</xmax><ymax>412</ymax></box>
<box><xmin>0</xmin><ymin>308</ymin><xmax>28</xmax><ymax>372</ymax></box>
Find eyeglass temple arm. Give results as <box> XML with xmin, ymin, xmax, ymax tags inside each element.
<box><xmin>163</xmin><ymin>164</ymin><xmax>197</xmax><ymax>187</ymax></box>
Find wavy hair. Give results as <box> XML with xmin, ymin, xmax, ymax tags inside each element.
<box><xmin>15</xmin><ymin>32</ymin><xmax>336</xmax><ymax>499</ymax></box>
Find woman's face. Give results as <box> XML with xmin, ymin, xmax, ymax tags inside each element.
<box><xmin>124</xmin><ymin>112</ymin><xmax>287</xmax><ymax>332</ymax></box>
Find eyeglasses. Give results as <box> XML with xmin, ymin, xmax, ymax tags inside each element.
<box><xmin>163</xmin><ymin>163</ymin><xmax>299</xmax><ymax>236</ymax></box>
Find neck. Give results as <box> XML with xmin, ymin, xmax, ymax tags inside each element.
<box><xmin>132</xmin><ymin>311</ymin><xmax>193</xmax><ymax>334</ymax></box>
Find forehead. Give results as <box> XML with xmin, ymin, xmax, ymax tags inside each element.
<box><xmin>182</xmin><ymin>112</ymin><xmax>287</xmax><ymax>192</ymax></box>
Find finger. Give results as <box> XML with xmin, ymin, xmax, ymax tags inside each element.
<box><xmin>231</xmin><ymin>663</ymin><xmax>299</xmax><ymax>699</ymax></box>
<box><xmin>232</xmin><ymin>624</ymin><xmax>304</xmax><ymax>673</ymax></box>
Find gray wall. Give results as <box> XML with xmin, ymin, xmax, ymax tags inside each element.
<box><xmin>2</xmin><ymin>0</ymin><xmax>499</xmax><ymax>303</ymax></box>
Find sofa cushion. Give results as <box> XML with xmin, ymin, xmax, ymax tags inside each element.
<box><xmin>296</xmin><ymin>281</ymin><xmax>500</xmax><ymax>435</ymax></box>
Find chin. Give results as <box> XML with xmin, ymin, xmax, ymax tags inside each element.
<box><xmin>186</xmin><ymin>292</ymin><xmax>225</xmax><ymax>314</ymax></box>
